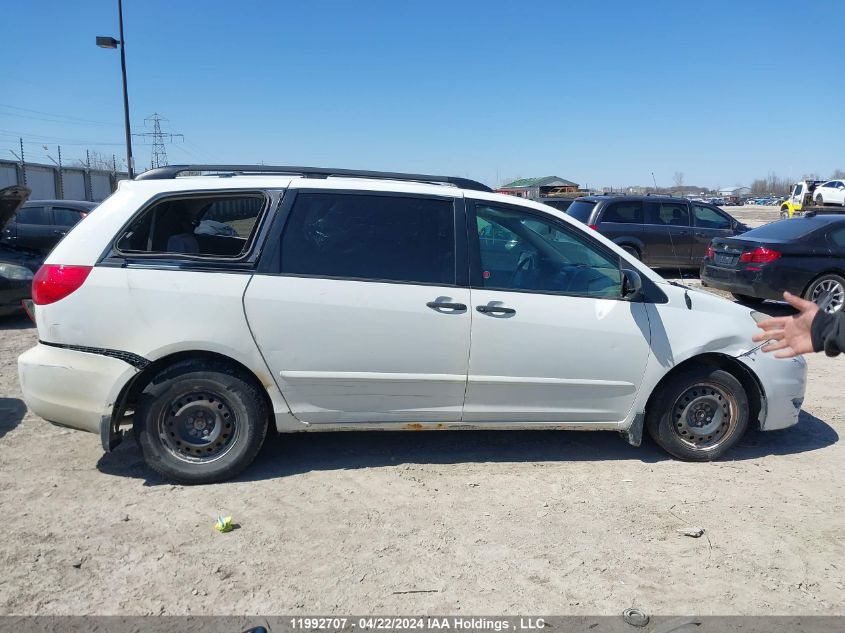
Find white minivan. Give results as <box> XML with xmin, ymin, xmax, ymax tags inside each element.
<box><xmin>18</xmin><ymin>166</ymin><xmax>807</xmax><ymax>484</ymax></box>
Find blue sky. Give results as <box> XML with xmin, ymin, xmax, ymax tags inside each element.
<box><xmin>2</xmin><ymin>0</ymin><xmax>843</xmax><ymax>189</ymax></box>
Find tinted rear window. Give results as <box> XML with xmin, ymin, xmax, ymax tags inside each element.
<box><xmin>743</xmin><ymin>217</ymin><xmax>835</xmax><ymax>241</ymax></box>
<box><xmin>565</xmin><ymin>200</ymin><xmax>596</xmax><ymax>223</ymax></box>
<box><xmin>280</xmin><ymin>193</ymin><xmax>455</xmax><ymax>285</ymax></box>
<box><xmin>601</xmin><ymin>201</ymin><xmax>643</xmax><ymax>224</ymax></box>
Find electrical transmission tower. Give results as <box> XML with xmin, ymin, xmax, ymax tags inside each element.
<box><xmin>133</xmin><ymin>113</ymin><xmax>184</xmax><ymax>169</ymax></box>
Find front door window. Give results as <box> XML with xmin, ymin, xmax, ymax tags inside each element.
<box><xmin>473</xmin><ymin>204</ymin><xmax>622</xmax><ymax>298</ymax></box>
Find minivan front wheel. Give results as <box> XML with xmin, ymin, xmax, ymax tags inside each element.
<box><xmin>646</xmin><ymin>367</ymin><xmax>749</xmax><ymax>461</ymax></box>
<box><xmin>134</xmin><ymin>360</ymin><xmax>269</xmax><ymax>484</ymax></box>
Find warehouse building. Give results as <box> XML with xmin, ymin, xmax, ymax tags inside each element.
<box><xmin>497</xmin><ymin>176</ymin><xmax>580</xmax><ymax>200</ymax></box>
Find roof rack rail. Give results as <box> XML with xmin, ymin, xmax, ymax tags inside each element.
<box><xmin>134</xmin><ymin>164</ymin><xmax>493</xmax><ymax>193</ymax></box>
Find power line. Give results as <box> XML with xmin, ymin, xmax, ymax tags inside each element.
<box><xmin>0</xmin><ymin>128</ymin><xmax>124</xmax><ymax>145</ymax></box>
<box><xmin>0</xmin><ymin>102</ymin><xmax>112</xmax><ymax>125</ymax></box>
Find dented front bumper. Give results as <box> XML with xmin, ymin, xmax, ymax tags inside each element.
<box><xmin>737</xmin><ymin>347</ymin><xmax>807</xmax><ymax>431</ymax></box>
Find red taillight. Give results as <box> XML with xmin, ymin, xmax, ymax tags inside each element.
<box><xmin>739</xmin><ymin>247</ymin><xmax>781</xmax><ymax>264</ymax></box>
<box><xmin>32</xmin><ymin>265</ymin><xmax>92</xmax><ymax>305</ymax></box>
<box><xmin>588</xmin><ymin>224</ymin><xmax>598</xmax><ymax>230</ymax></box>
<box><xmin>706</xmin><ymin>245</ymin><xmax>715</xmax><ymax>259</ymax></box>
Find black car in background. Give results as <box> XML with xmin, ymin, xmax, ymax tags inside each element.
<box><xmin>0</xmin><ymin>186</ymin><xmax>41</xmax><ymax>316</ymax></box>
<box><xmin>566</xmin><ymin>195</ymin><xmax>749</xmax><ymax>269</ymax></box>
<box><xmin>700</xmin><ymin>214</ymin><xmax>845</xmax><ymax>313</ymax></box>
<box><xmin>1</xmin><ymin>198</ymin><xmax>96</xmax><ymax>254</ymax></box>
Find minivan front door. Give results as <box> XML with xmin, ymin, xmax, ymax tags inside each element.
<box><xmin>463</xmin><ymin>201</ymin><xmax>652</xmax><ymax>424</ymax></box>
<box><xmin>692</xmin><ymin>204</ymin><xmax>734</xmax><ymax>263</ymax></box>
<box><xmin>244</xmin><ymin>190</ymin><xmax>471</xmax><ymax>424</ymax></box>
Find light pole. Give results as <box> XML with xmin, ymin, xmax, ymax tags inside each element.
<box><xmin>97</xmin><ymin>0</ymin><xmax>134</xmax><ymax>179</ymax></box>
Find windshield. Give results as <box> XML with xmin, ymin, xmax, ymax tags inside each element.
<box><xmin>565</xmin><ymin>200</ymin><xmax>596</xmax><ymax>224</ymax></box>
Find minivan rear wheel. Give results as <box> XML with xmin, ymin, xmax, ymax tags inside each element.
<box><xmin>646</xmin><ymin>367</ymin><xmax>749</xmax><ymax>461</ymax></box>
<box><xmin>134</xmin><ymin>360</ymin><xmax>269</xmax><ymax>484</ymax></box>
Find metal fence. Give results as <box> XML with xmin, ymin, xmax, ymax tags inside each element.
<box><xmin>0</xmin><ymin>158</ymin><xmax>128</xmax><ymax>202</ymax></box>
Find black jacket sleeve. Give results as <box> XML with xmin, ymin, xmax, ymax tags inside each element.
<box><xmin>811</xmin><ymin>310</ymin><xmax>845</xmax><ymax>357</ymax></box>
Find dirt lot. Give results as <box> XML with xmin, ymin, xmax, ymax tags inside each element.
<box><xmin>1</xmin><ymin>205</ymin><xmax>843</xmax><ymax>616</ymax></box>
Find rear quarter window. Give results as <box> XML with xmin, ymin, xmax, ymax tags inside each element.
<box><xmin>115</xmin><ymin>193</ymin><xmax>268</xmax><ymax>258</ymax></box>
<box><xmin>16</xmin><ymin>206</ymin><xmax>50</xmax><ymax>224</ymax></box>
<box><xmin>565</xmin><ymin>200</ymin><xmax>596</xmax><ymax>224</ymax></box>
<box><xmin>600</xmin><ymin>201</ymin><xmax>643</xmax><ymax>224</ymax></box>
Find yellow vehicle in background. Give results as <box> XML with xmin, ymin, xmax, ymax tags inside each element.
<box><xmin>780</xmin><ymin>180</ymin><xmax>825</xmax><ymax>218</ymax></box>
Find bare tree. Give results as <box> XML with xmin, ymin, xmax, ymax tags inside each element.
<box><xmin>73</xmin><ymin>151</ymin><xmax>123</xmax><ymax>172</ymax></box>
<box><xmin>832</xmin><ymin>169</ymin><xmax>845</xmax><ymax>179</ymax></box>
<box><xmin>672</xmin><ymin>171</ymin><xmax>685</xmax><ymax>189</ymax></box>
<box><xmin>749</xmin><ymin>172</ymin><xmax>793</xmax><ymax>197</ymax></box>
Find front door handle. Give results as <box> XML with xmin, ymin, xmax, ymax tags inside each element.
<box><xmin>426</xmin><ymin>301</ymin><xmax>467</xmax><ymax>311</ymax></box>
<box><xmin>476</xmin><ymin>305</ymin><xmax>516</xmax><ymax>315</ymax></box>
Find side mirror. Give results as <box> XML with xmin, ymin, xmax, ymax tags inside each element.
<box><xmin>621</xmin><ymin>268</ymin><xmax>644</xmax><ymax>301</ymax></box>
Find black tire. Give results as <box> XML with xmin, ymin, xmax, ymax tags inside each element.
<box><xmin>815</xmin><ymin>195</ymin><xmax>825</xmax><ymax>207</ymax></box>
<box><xmin>803</xmin><ymin>273</ymin><xmax>845</xmax><ymax>314</ymax></box>
<box><xmin>621</xmin><ymin>245</ymin><xmax>641</xmax><ymax>260</ymax></box>
<box><xmin>731</xmin><ymin>293</ymin><xmax>765</xmax><ymax>304</ymax></box>
<box><xmin>134</xmin><ymin>359</ymin><xmax>269</xmax><ymax>484</ymax></box>
<box><xmin>780</xmin><ymin>208</ymin><xmax>789</xmax><ymax>219</ymax></box>
<box><xmin>646</xmin><ymin>366</ymin><xmax>749</xmax><ymax>461</ymax></box>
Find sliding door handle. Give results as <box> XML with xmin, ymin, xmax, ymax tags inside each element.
<box><xmin>476</xmin><ymin>305</ymin><xmax>516</xmax><ymax>315</ymax></box>
<box><xmin>426</xmin><ymin>301</ymin><xmax>467</xmax><ymax>311</ymax></box>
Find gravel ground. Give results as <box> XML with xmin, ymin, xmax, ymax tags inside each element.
<box><xmin>0</xmin><ymin>205</ymin><xmax>843</xmax><ymax>616</ymax></box>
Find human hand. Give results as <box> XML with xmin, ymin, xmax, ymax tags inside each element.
<box><xmin>751</xmin><ymin>291</ymin><xmax>819</xmax><ymax>358</ymax></box>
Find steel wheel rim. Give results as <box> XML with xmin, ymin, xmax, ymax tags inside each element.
<box><xmin>671</xmin><ymin>382</ymin><xmax>737</xmax><ymax>451</ymax></box>
<box><xmin>158</xmin><ymin>390</ymin><xmax>240</xmax><ymax>463</ymax></box>
<box><xmin>811</xmin><ymin>279</ymin><xmax>845</xmax><ymax>314</ymax></box>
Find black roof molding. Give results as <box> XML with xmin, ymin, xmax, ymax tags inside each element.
<box><xmin>135</xmin><ymin>165</ymin><xmax>493</xmax><ymax>193</ymax></box>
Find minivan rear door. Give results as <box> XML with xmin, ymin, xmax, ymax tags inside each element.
<box><xmin>595</xmin><ymin>199</ymin><xmax>644</xmax><ymax>254</ymax></box>
<box><xmin>642</xmin><ymin>200</ymin><xmax>694</xmax><ymax>267</ymax></box>
<box><xmin>244</xmin><ymin>188</ymin><xmax>471</xmax><ymax>425</ymax></box>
